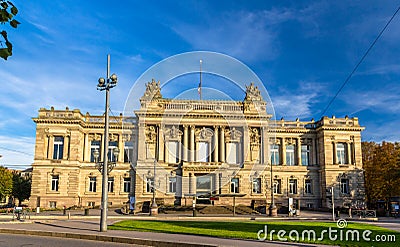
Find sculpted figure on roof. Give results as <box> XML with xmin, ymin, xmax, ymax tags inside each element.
<box><xmin>141</xmin><ymin>79</ymin><xmax>162</xmax><ymax>101</ymax></box>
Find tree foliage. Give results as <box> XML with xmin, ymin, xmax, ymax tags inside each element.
<box><xmin>0</xmin><ymin>0</ymin><xmax>19</xmax><ymax>60</ymax></box>
<box><xmin>0</xmin><ymin>166</ymin><xmax>13</xmax><ymax>200</ymax></box>
<box><xmin>362</xmin><ymin>141</ymin><xmax>400</xmax><ymax>206</ymax></box>
<box><xmin>12</xmin><ymin>173</ymin><xmax>31</xmax><ymax>206</ymax></box>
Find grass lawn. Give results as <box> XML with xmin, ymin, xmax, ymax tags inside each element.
<box><xmin>110</xmin><ymin>220</ymin><xmax>399</xmax><ymax>247</ymax></box>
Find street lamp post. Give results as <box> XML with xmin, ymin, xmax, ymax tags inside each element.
<box><xmin>269</xmin><ymin>163</ymin><xmax>277</xmax><ymax>216</ymax></box>
<box><xmin>95</xmin><ymin>54</ymin><xmax>118</xmax><ymax>232</ymax></box>
<box><xmin>150</xmin><ymin>159</ymin><xmax>158</xmax><ymax>215</ymax></box>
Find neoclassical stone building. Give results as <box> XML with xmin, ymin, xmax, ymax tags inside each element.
<box><xmin>30</xmin><ymin>80</ymin><xmax>365</xmax><ymax>210</ymax></box>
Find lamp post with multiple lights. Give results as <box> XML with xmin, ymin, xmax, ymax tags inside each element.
<box><xmin>95</xmin><ymin>54</ymin><xmax>118</xmax><ymax>232</ymax></box>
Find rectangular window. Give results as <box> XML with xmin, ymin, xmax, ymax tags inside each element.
<box><xmin>108</xmin><ymin>141</ymin><xmax>118</xmax><ymax>162</ymax></box>
<box><xmin>53</xmin><ymin>136</ymin><xmax>64</xmax><ymax>160</ymax></box>
<box><xmin>305</xmin><ymin>179</ymin><xmax>312</xmax><ymax>194</ymax></box>
<box><xmin>340</xmin><ymin>178</ymin><xmax>349</xmax><ymax>194</ymax></box>
<box><xmin>89</xmin><ymin>177</ymin><xmax>96</xmax><ymax>192</ymax></box>
<box><xmin>230</xmin><ymin>178</ymin><xmax>239</xmax><ymax>193</ymax></box>
<box><xmin>226</xmin><ymin>142</ymin><xmax>238</xmax><ymax>164</ymax></box>
<box><xmin>123</xmin><ymin>177</ymin><xmax>131</xmax><ymax>193</ymax></box>
<box><xmin>51</xmin><ymin>175</ymin><xmax>59</xmax><ymax>191</ymax></box>
<box><xmin>301</xmin><ymin>144</ymin><xmax>310</xmax><ymax>166</ymax></box>
<box><xmin>270</xmin><ymin>144</ymin><xmax>280</xmax><ymax>165</ymax></box>
<box><xmin>197</xmin><ymin>142</ymin><xmax>210</xmax><ymax>162</ymax></box>
<box><xmin>124</xmin><ymin>142</ymin><xmax>134</xmax><ymax>163</ymax></box>
<box><xmin>169</xmin><ymin>177</ymin><xmax>177</xmax><ymax>193</ymax></box>
<box><xmin>337</xmin><ymin>143</ymin><xmax>347</xmax><ymax>164</ymax></box>
<box><xmin>88</xmin><ymin>202</ymin><xmax>95</xmax><ymax>208</ymax></box>
<box><xmin>167</xmin><ymin>141</ymin><xmax>179</xmax><ymax>163</ymax></box>
<box><xmin>146</xmin><ymin>177</ymin><xmax>154</xmax><ymax>193</ymax></box>
<box><xmin>252</xmin><ymin>178</ymin><xmax>261</xmax><ymax>194</ymax></box>
<box><xmin>289</xmin><ymin>179</ymin><xmax>297</xmax><ymax>194</ymax></box>
<box><xmin>108</xmin><ymin>177</ymin><xmax>114</xmax><ymax>193</ymax></box>
<box><xmin>273</xmin><ymin>179</ymin><xmax>281</xmax><ymax>194</ymax></box>
<box><xmin>90</xmin><ymin>140</ymin><xmax>101</xmax><ymax>162</ymax></box>
<box><xmin>286</xmin><ymin>145</ymin><xmax>295</xmax><ymax>166</ymax></box>
<box><xmin>49</xmin><ymin>201</ymin><xmax>57</xmax><ymax>208</ymax></box>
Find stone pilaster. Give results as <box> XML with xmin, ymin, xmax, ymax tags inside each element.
<box><xmin>183</xmin><ymin>125</ymin><xmax>188</xmax><ymax>162</ymax></box>
<box><xmin>190</xmin><ymin>125</ymin><xmax>195</xmax><ymax>162</ymax></box>
<box><xmin>220</xmin><ymin>127</ymin><xmax>225</xmax><ymax>162</ymax></box>
<box><xmin>347</xmin><ymin>142</ymin><xmax>352</xmax><ymax>164</ymax></box>
<box><xmin>213</xmin><ymin>126</ymin><xmax>219</xmax><ymax>162</ymax></box>
<box><xmin>158</xmin><ymin>125</ymin><xmax>164</xmax><ymax>162</ymax></box>
<box><xmin>281</xmin><ymin>138</ymin><xmax>286</xmax><ymax>165</ymax></box>
<box><xmin>297</xmin><ymin>137</ymin><xmax>302</xmax><ymax>166</ymax></box>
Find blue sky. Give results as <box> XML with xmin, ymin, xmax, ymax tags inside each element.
<box><xmin>1</xmin><ymin>0</ymin><xmax>400</xmax><ymax>169</ymax></box>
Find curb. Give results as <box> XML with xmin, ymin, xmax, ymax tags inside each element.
<box><xmin>0</xmin><ymin>228</ymin><xmax>217</xmax><ymax>247</ymax></box>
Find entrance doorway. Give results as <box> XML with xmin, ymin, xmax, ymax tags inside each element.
<box><xmin>196</xmin><ymin>175</ymin><xmax>212</xmax><ymax>204</ymax></box>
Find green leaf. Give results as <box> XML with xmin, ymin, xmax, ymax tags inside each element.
<box><xmin>0</xmin><ymin>2</ymin><xmax>8</xmax><ymax>9</ymax></box>
<box><xmin>10</xmin><ymin>6</ymin><xmax>17</xmax><ymax>15</ymax></box>
<box><xmin>10</xmin><ymin>19</ymin><xmax>19</xmax><ymax>28</ymax></box>
<box><xmin>0</xmin><ymin>47</ymin><xmax>11</xmax><ymax>60</ymax></box>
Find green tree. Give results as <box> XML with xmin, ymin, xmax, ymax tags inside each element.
<box><xmin>12</xmin><ymin>174</ymin><xmax>31</xmax><ymax>206</ymax></box>
<box><xmin>0</xmin><ymin>0</ymin><xmax>19</xmax><ymax>60</ymax></box>
<box><xmin>0</xmin><ymin>166</ymin><xmax>13</xmax><ymax>201</ymax></box>
<box><xmin>362</xmin><ymin>141</ymin><xmax>400</xmax><ymax>207</ymax></box>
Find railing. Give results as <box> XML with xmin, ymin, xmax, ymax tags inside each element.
<box><xmin>351</xmin><ymin>209</ymin><xmax>376</xmax><ymax>218</ymax></box>
<box><xmin>164</xmin><ymin>101</ymin><xmax>244</xmax><ymax>112</ymax></box>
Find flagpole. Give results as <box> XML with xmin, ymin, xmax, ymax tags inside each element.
<box><xmin>199</xmin><ymin>59</ymin><xmax>202</xmax><ymax>100</ymax></box>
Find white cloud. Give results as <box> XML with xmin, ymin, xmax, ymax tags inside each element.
<box><xmin>270</xmin><ymin>81</ymin><xmax>325</xmax><ymax>120</ymax></box>
<box><xmin>169</xmin><ymin>3</ymin><xmax>326</xmax><ymax>62</ymax></box>
<box><xmin>343</xmin><ymin>84</ymin><xmax>400</xmax><ymax>115</ymax></box>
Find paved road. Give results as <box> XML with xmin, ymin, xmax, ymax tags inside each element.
<box><xmin>0</xmin><ymin>233</ymin><xmax>143</xmax><ymax>247</ymax></box>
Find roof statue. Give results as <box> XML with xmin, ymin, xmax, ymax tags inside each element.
<box><xmin>244</xmin><ymin>82</ymin><xmax>263</xmax><ymax>102</ymax></box>
<box><xmin>141</xmin><ymin>79</ymin><xmax>162</xmax><ymax>101</ymax></box>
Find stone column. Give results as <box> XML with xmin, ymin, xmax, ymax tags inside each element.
<box><xmin>347</xmin><ymin>142</ymin><xmax>352</xmax><ymax>165</ymax></box>
<box><xmin>220</xmin><ymin>127</ymin><xmax>225</xmax><ymax>162</ymax></box>
<box><xmin>44</xmin><ymin>134</ymin><xmax>49</xmax><ymax>159</ymax></box>
<box><xmin>311</xmin><ymin>138</ymin><xmax>316</xmax><ymax>165</ymax></box>
<box><xmin>63</xmin><ymin>135</ymin><xmax>69</xmax><ymax>160</ymax></box>
<box><xmin>213</xmin><ymin>126</ymin><xmax>219</xmax><ymax>162</ymax></box>
<box><xmin>243</xmin><ymin>127</ymin><xmax>250</xmax><ymax>162</ymax></box>
<box><xmin>158</xmin><ymin>125</ymin><xmax>164</xmax><ymax>162</ymax></box>
<box><xmin>261</xmin><ymin>127</ymin><xmax>268</xmax><ymax>165</ymax></box>
<box><xmin>281</xmin><ymin>138</ymin><xmax>286</xmax><ymax>165</ymax></box>
<box><xmin>183</xmin><ymin>125</ymin><xmax>188</xmax><ymax>162</ymax></box>
<box><xmin>132</xmin><ymin>131</ymin><xmax>138</xmax><ymax>164</ymax></box>
<box><xmin>137</xmin><ymin>123</ymin><xmax>146</xmax><ymax>161</ymax></box>
<box><xmin>297</xmin><ymin>138</ymin><xmax>302</xmax><ymax>166</ymax></box>
<box><xmin>84</xmin><ymin>133</ymin><xmax>90</xmax><ymax>162</ymax></box>
<box><xmin>190</xmin><ymin>126</ymin><xmax>195</xmax><ymax>162</ymax></box>
<box><xmin>118</xmin><ymin>134</ymin><xmax>124</xmax><ymax>162</ymax></box>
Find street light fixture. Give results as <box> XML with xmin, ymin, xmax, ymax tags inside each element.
<box><xmin>93</xmin><ymin>147</ymin><xmax>120</xmax><ymax>174</ymax></box>
<box><xmin>96</xmin><ymin>54</ymin><xmax>118</xmax><ymax>232</ymax></box>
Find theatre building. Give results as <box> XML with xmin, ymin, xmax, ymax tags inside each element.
<box><xmin>30</xmin><ymin>80</ymin><xmax>365</xmax><ymax>211</ymax></box>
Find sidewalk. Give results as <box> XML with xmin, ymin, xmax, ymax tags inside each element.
<box><xmin>0</xmin><ymin>210</ymin><xmax>398</xmax><ymax>246</ymax></box>
<box><xmin>0</xmin><ymin>219</ymin><xmax>330</xmax><ymax>247</ymax></box>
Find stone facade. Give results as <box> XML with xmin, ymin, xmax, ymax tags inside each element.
<box><xmin>30</xmin><ymin>81</ymin><xmax>365</xmax><ymax>210</ymax></box>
